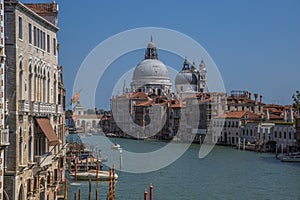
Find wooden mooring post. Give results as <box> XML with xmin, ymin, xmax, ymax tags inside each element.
<box><xmin>78</xmin><ymin>189</ymin><xmax>81</xmax><ymax>200</ymax></box>
<box><xmin>89</xmin><ymin>178</ymin><xmax>92</xmax><ymax>200</ymax></box>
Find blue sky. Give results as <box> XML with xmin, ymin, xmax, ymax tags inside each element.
<box><xmin>22</xmin><ymin>0</ymin><xmax>300</xmax><ymax>110</ymax></box>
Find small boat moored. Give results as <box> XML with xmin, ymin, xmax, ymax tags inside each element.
<box><xmin>70</xmin><ymin>170</ymin><xmax>118</xmax><ymax>181</ymax></box>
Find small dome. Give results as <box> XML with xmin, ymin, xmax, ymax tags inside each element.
<box><xmin>175</xmin><ymin>70</ymin><xmax>198</xmax><ymax>85</ymax></box>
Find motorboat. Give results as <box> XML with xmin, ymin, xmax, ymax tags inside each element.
<box><xmin>281</xmin><ymin>152</ymin><xmax>300</xmax><ymax>162</ymax></box>
<box><xmin>111</xmin><ymin>143</ymin><xmax>121</xmax><ymax>150</ymax></box>
<box><xmin>70</xmin><ymin>170</ymin><xmax>118</xmax><ymax>181</ymax></box>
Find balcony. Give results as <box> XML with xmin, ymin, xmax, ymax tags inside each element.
<box><xmin>0</xmin><ymin>129</ymin><xmax>9</xmax><ymax>146</ymax></box>
<box><xmin>30</xmin><ymin>101</ymin><xmax>39</xmax><ymax>113</ymax></box>
<box><xmin>35</xmin><ymin>153</ymin><xmax>53</xmax><ymax>168</ymax></box>
<box><xmin>30</xmin><ymin>101</ymin><xmax>64</xmax><ymax>116</ymax></box>
<box><xmin>18</xmin><ymin>100</ymin><xmax>30</xmax><ymax>113</ymax></box>
<box><xmin>39</xmin><ymin>102</ymin><xmax>56</xmax><ymax>114</ymax></box>
<box><xmin>56</xmin><ymin>105</ymin><xmax>63</xmax><ymax>114</ymax></box>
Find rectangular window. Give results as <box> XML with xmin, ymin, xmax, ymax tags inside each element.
<box><xmin>28</xmin><ymin>23</ymin><xmax>32</xmax><ymax>44</ymax></box>
<box><xmin>37</xmin><ymin>28</ymin><xmax>40</xmax><ymax>47</ymax></box>
<box><xmin>42</xmin><ymin>32</ymin><xmax>45</xmax><ymax>50</ymax></box>
<box><xmin>33</xmin><ymin>27</ymin><xmax>37</xmax><ymax>46</ymax></box>
<box><xmin>18</xmin><ymin>17</ymin><xmax>23</xmax><ymax>39</ymax></box>
<box><xmin>53</xmin><ymin>38</ymin><xmax>56</xmax><ymax>55</ymax></box>
<box><xmin>39</xmin><ymin>29</ymin><xmax>42</xmax><ymax>49</ymax></box>
<box><xmin>47</xmin><ymin>34</ymin><xmax>50</xmax><ymax>53</ymax></box>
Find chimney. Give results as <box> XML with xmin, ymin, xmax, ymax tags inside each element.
<box><xmin>260</xmin><ymin>95</ymin><xmax>262</xmax><ymax>104</ymax></box>
<box><xmin>265</xmin><ymin>109</ymin><xmax>270</xmax><ymax>121</ymax></box>
<box><xmin>254</xmin><ymin>93</ymin><xmax>258</xmax><ymax>103</ymax></box>
<box><xmin>284</xmin><ymin>110</ymin><xmax>287</xmax><ymax>122</ymax></box>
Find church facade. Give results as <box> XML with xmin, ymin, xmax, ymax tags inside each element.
<box><xmin>105</xmin><ymin>38</ymin><xmax>221</xmax><ymax>142</ymax></box>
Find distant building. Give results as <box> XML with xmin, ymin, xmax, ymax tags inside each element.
<box><xmin>4</xmin><ymin>1</ymin><xmax>66</xmax><ymax>199</ymax></box>
<box><xmin>295</xmin><ymin>117</ymin><xmax>300</xmax><ymax>148</ymax></box>
<box><xmin>72</xmin><ymin>102</ymin><xmax>102</xmax><ymax>133</ymax></box>
<box><xmin>213</xmin><ymin>106</ymin><xmax>297</xmax><ymax>149</ymax></box>
<box><xmin>227</xmin><ymin>90</ymin><xmax>264</xmax><ymax>114</ymax></box>
<box><xmin>106</xmin><ymin>38</ymin><xmax>228</xmax><ymax>143</ymax></box>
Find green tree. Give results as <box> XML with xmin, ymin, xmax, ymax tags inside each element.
<box><xmin>292</xmin><ymin>91</ymin><xmax>300</xmax><ymax>113</ymax></box>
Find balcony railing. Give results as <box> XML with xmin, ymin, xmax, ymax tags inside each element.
<box><xmin>30</xmin><ymin>101</ymin><xmax>39</xmax><ymax>113</ymax></box>
<box><xmin>56</xmin><ymin>105</ymin><xmax>63</xmax><ymax>114</ymax></box>
<box><xmin>35</xmin><ymin>153</ymin><xmax>53</xmax><ymax>168</ymax></box>
<box><xmin>29</xmin><ymin>101</ymin><xmax>63</xmax><ymax>115</ymax></box>
<box><xmin>18</xmin><ymin>100</ymin><xmax>30</xmax><ymax>113</ymax></box>
<box><xmin>0</xmin><ymin>129</ymin><xmax>9</xmax><ymax>146</ymax></box>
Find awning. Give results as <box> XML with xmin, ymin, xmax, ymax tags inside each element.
<box><xmin>36</xmin><ymin>118</ymin><xmax>59</xmax><ymax>146</ymax></box>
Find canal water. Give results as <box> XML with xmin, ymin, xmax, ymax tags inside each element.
<box><xmin>67</xmin><ymin>135</ymin><xmax>300</xmax><ymax>200</ymax></box>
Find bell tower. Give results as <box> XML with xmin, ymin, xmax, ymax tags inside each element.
<box><xmin>198</xmin><ymin>59</ymin><xmax>207</xmax><ymax>93</ymax></box>
<box><xmin>144</xmin><ymin>36</ymin><xmax>158</xmax><ymax>60</ymax></box>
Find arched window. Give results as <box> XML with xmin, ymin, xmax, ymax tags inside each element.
<box><xmin>47</xmin><ymin>71</ymin><xmax>50</xmax><ymax>103</ymax></box>
<box><xmin>19</xmin><ymin>61</ymin><xmax>23</xmax><ymax>100</ymax></box>
<box><xmin>19</xmin><ymin>127</ymin><xmax>23</xmax><ymax>165</ymax></box>
<box><xmin>42</xmin><ymin>68</ymin><xmax>46</xmax><ymax>102</ymax></box>
<box><xmin>28</xmin><ymin>126</ymin><xmax>33</xmax><ymax>162</ymax></box>
<box><xmin>34</xmin><ymin>65</ymin><xmax>37</xmax><ymax>101</ymax></box>
<box><xmin>284</xmin><ymin>132</ymin><xmax>286</xmax><ymax>139</ymax></box>
<box><xmin>18</xmin><ymin>185</ymin><xmax>24</xmax><ymax>200</ymax></box>
<box><xmin>53</xmin><ymin>75</ymin><xmax>57</xmax><ymax>104</ymax></box>
<box><xmin>28</xmin><ymin>64</ymin><xmax>32</xmax><ymax>102</ymax></box>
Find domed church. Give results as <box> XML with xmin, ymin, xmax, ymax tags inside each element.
<box><xmin>130</xmin><ymin>37</ymin><xmax>172</xmax><ymax>96</ymax></box>
<box><xmin>175</xmin><ymin>57</ymin><xmax>207</xmax><ymax>96</ymax></box>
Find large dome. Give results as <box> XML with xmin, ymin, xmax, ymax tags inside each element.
<box><xmin>132</xmin><ymin>59</ymin><xmax>170</xmax><ymax>81</ymax></box>
<box><xmin>130</xmin><ymin>38</ymin><xmax>172</xmax><ymax>95</ymax></box>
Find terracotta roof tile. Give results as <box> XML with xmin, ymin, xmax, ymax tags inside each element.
<box><xmin>24</xmin><ymin>3</ymin><xmax>58</xmax><ymax>15</ymax></box>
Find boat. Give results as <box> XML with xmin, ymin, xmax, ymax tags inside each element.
<box><xmin>281</xmin><ymin>152</ymin><xmax>300</xmax><ymax>162</ymax></box>
<box><xmin>111</xmin><ymin>143</ymin><xmax>121</xmax><ymax>150</ymax></box>
<box><xmin>106</xmin><ymin>133</ymin><xmax>117</xmax><ymax>137</ymax></box>
<box><xmin>70</xmin><ymin>170</ymin><xmax>118</xmax><ymax>181</ymax></box>
<box><xmin>86</xmin><ymin>133</ymin><xmax>93</xmax><ymax>136</ymax></box>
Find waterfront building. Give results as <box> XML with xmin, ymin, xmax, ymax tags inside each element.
<box><xmin>72</xmin><ymin>102</ymin><xmax>102</xmax><ymax>133</ymax></box>
<box><xmin>107</xmin><ymin>38</ymin><xmax>217</xmax><ymax>142</ymax></box>
<box><xmin>0</xmin><ymin>0</ymin><xmax>10</xmax><ymax>199</ymax></box>
<box><xmin>270</xmin><ymin>122</ymin><xmax>296</xmax><ymax>149</ymax></box>
<box><xmin>213</xmin><ymin>107</ymin><xmax>297</xmax><ymax>149</ymax></box>
<box><xmin>227</xmin><ymin>90</ymin><xmax>264</xmax><ymax>114</ymax></box>
<box><xmin>213</xmin><ymin>111</ymin><xmax>261</xmax><ymax>145</ymax></box>
<box><xmin>4</xmin><ymin>1</ymin><xmax>66</xmax><ymax>199</ymax></box>
<box><xmin>295</xmin><ymin>117</ymin><xmax>300</xmax><ymax>148</ymax></box>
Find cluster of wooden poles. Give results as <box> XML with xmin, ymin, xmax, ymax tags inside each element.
<box><xmin>63</xmin><ymin>165</ymin><xmax>116</xmax><ymax>200</ymax></box>
<box><xmin>107</xmin><ymin>165</ymin><xmax>116</xmax><ymax>200</ymax></box>
<box><xmin>143</xmin><ymin>183</ymin><xmax>153</xmax><ymax>200</ymax></box>
<box><xmin>72</xmin><ymin>179</ymin><xmax>99</xmax><ymax>200</ymax></box>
